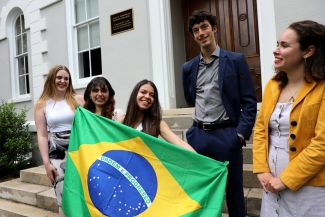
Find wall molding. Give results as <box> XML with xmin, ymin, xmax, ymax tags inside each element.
<box><xmin>0</xmin><ymin>0</ymin><xmax>62</xmax><ymax>102</ymax></box>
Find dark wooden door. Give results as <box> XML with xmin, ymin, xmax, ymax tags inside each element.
<box><xmin>182</xmin><ymin>0</ymin><xmax>262</xmax><ymax>102</ymax></box>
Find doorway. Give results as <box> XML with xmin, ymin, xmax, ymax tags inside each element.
<box><xmin>181</xmin><ymin>0</ymin><xmax>262</xmax><ymax>102</ymax></box>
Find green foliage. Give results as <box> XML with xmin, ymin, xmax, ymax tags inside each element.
<box><xmin>0</xmin><ymin>101</ymin><xmax>37</xmax><ymax>177</ymax></box>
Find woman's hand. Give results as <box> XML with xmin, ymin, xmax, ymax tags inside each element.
<box><xmin>267</xmin><ymin>177</ymin><xmax>287</xmax><ymax>194</ymax></box>
<box><xmin>117</xmin><ymin>116</ymin><xmax>125</xmax><ymax>123</ymax></box>
<box><xmin>35</xmin><ymin>104</ymin><xmax>59</xmax><ymax>184</ymax></box>
<box><xmin>257</xmin><ymin>172</ymin><xmax>274</xmax><ymax>194</ymax></box>
<box><xmin>159</xmin><ymin>120</ymin><xmax>196</xmax><ymax>152</ymax></box>
<box><xmin>44</xmin><ymin>162</ymin><xmax>58</xmax><ymax>184</ymax></box>
<box><xmin>74</xmin><ymin>94</ymin><xmax>85</xmax><ymax>107</ymax></box>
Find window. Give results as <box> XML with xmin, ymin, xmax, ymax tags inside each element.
<box><xmin>74</xmin><ymin>0</ymin><xmax>102</xmax><ymax>78</ymax></box>
<box><xmin>14</xmin><ymin>14</ymin><xmax>29</xmax><ymax>95</ymax></box>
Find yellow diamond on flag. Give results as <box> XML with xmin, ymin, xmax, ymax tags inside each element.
<box><xmin>69</xmin><ymin>137</ymin><xmax>201</xmax><ymax>217</ymax></box>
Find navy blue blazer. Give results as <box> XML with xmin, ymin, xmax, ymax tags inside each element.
<box><xmin>182</xmin><ymin>48</ymin><xmax>257</xmax><ymax>140</ymax></box>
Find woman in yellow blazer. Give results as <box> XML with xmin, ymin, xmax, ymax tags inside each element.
<box><xmin>253</xmin><ymin>20</ymin><xmax>325</xmax><ymax>216</ymax></box>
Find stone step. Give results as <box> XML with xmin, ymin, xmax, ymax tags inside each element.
<box><xmin>0</xmin><ymin>179</ymin><xmax>57</xmax><ymax>212</ymax></box>
<box><xmin>243</xmin><ymin>164</ymin><xmax>260</xmax><ymax>188</ymax></box>
<box><xmin>162</xmin><ymin>108</ymin><xmax>195</xmax><ymax>116</ymax></box>
<box><xmin>0</xmin><ymin>198</ymin><xmax>58</xmax><ymax>217</ymax></box>
<box><xmin>37</xmin><ymin>188</ymin><xmax>59</xmax><ymax>212</ymax></box>
<box><xmin>163</xmin><ymin>115</ymin><xmax>193</xmax><ymax>130</ymax></box>
<box><xmin>8</xmin><ymin>165</ymin><xmax>262</xmax><ymax>216</ymax></box>
<box><xmin>222</xmin><ymin>187</ymin><xmax>263</xmax><ymax>217</ymax></box>
<box><xmin>20</xmin><ymin>166</ymin><xmax>52</xmax><ymax>187</ymax></box>
<box><xmin>243</xmin><ymin>143</ymin><xmax>253</xmax><ymax>164</ymax></box>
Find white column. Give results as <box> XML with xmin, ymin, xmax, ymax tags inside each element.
<box><xmin>256</xmin><ymin>0</ymin><xmax>277</xmax><ymax>93</ymax></box>
<box><xmin>147</xmin><ymin>0</ymin><xmax>176</xmax><ymax>109</ymax></box>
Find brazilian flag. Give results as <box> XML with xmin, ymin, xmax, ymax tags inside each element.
<box><xmin>62</xmin><ymin>107</ymin><xmax>228</xmax><ymax>217</ymax></box>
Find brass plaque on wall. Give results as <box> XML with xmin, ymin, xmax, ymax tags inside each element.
<box><xmin>111</xmin><ymin>8</ymin><xmax>134</xmax><ymax>35</ymax></box>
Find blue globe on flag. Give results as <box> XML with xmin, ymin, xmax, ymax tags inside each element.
<box><xmin>88</xmin><ymin>150</ymin><xmax>158</xmax><ymax>216</ymax></box>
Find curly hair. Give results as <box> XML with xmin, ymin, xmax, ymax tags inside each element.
<box><xmin>34</xmin><ymin>65</ymin><xmax>78</xmax><ymax>113</ymax></box>
<box><xmin>187</xmin><ymin>10</ymin><xmax>217</xmax><ymax>36</ymax></box>
<box><xmin>83</xmin><ymin>77</ymin><xmax>116</xmax><ymax>119</ymax></box>
<box><xmin>273</xmin><ymin>20</ymin><xmax>325</xmax><ymax>89</ymax></box>
<box><xmin>123</xmin><ymin>79</ymin><xmax>162</xmax><ymax>137</ymax></box>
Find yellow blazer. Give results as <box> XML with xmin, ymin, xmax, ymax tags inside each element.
<box><xmin>253</xmin><ymin>78</ymin><xmax>325</xmax><ymax>191</ymax></box>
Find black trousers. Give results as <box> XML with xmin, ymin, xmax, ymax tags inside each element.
<box><xmin>186</xmin><ymin>125</ymin><xmax>245</xmax><ymax>217</ymax></box>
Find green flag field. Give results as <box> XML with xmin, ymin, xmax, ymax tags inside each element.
<box><xmin>62</xmin><ymin>107</ymin><xmax>228</xmax><ymax>217</ymax></box>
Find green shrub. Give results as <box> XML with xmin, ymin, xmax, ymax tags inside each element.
<box><xmin>0</xmin><ymin>101</ymin><xmax>37</xmax><ymax>177</ymax></box>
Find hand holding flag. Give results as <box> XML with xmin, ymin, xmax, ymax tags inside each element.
<box><xmin>62</xmin><ymin>107</ymin><xmax>228</xmax><ymax>217</ymax></box>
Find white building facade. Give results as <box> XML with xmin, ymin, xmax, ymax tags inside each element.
<box><xmin>0</xmin><ymin>0</ymin><xmax>324</xmax><ymax>124</ymax></box>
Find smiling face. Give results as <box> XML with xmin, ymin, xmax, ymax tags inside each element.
<box><xmin>192</xmin><ymin>20</ymin><xmax>217</xmax><ymax>50</ymax></box>
<box><xmin>136</xmin><ymin>83</ymin><xmax>155</xmax><ymax>111</ymax></box>
<box><xmin>273</xmin><ymin>28</ymin><xmax>305</xmax><ymax>73</ymax></box>
<box><xmin>55</xmin><ymin>70</ymin><xmax>70</xmax><ymax>94</ymax></box>
<box><xmin>90</xmin><ymin>85</ymin><xmax>109</xmax><ymax>108</ymax></box>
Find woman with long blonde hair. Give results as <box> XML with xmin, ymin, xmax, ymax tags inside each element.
<box><xmin>34</xmin><ymin>65</ymin><xmax>84</xmax><ymax>217</ymax></box>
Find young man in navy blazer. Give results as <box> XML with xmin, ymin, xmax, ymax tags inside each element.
<box><xmin>182</xmin><ymin>10</ymin><xmax>257</xmax><ymax>217</ymax></box>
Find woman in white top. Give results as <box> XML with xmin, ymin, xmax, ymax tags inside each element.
<box><xmin>34</xmin><ymin>65</ymin><xmax>84</xmax><ymax>217</ymax></box>
<box><xmin>118</xmin><ymin>79</ymin><xmax>195</xmax><ymax>152</ymax></box>
<box><xmin>83</xmin><ymin>77</ymin><xmax>124</xmax><ymax>120</ymax></box>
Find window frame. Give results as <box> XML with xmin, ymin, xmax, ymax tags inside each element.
<box><xmin>8</xmin><ymin>10</ymin><xmax>31</xmax><ymax>101</ymax></box>
<box><xmin>14</xmin><ymin>14</ymin><xmax>30</xmax><ymax>96</ymax></box>
<box><xmin>65</xmin><ymin>0</ymin><xmax>102</xmax><ymax>89</ymax></box>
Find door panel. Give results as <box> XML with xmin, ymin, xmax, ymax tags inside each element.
<box><xmin>182</xmin><ymin>0</ymin><xmax>262</xmax><ymax>102</ymax></box>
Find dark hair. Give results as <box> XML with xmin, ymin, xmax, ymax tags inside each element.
<box><xmin>83</xmin><ymin>77</ymin><xmax>116</xmax><ymax>119</ymax></box>
<box><xmin>123</xmin><ymin>79</ymin><xmax>162</xmax><ymax>137</ymax></box>
<box><xmin>273</xmin><ymin>20</ymin><xmax>325</xmax><ymax>89</ymax></box>
<box><xmin>188</xmin><ymin>10</ymin><xmax>217</xmax><ymax>36</ymax></box>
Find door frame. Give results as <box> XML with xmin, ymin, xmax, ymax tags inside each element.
<box><xmin>147</xmin><ymin>0</ymin><xmax>276</xmax><ymax>109</ymax></box>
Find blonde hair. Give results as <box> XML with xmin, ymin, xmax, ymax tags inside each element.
<box><xmin>34</xmin><ymin>65</ymin><xmax>78</xmax><ymax>113</ymax></box>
